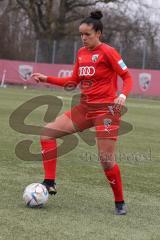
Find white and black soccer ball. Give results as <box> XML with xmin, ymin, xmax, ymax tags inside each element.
<box><xmin>23</xmin><ymin>183</ymin><xmax>49</xmax><ymax>208</ymax></box>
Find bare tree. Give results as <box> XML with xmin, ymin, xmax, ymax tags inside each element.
<box><xmin>0</xmin><ymin>0</ymin><xmax>36</xmax><ymax>61</ymax></box>
<box><xmin>101</xmin><ymin>0</ymin><xmax>160</xmax><ymax>69</ymax></box>
<box><xmin>14</xmin><ymin>0</ymin><xmax>122</xmax><ymax>62</ymax></box>
<box><xmin>15</xmin><ymin>0</ymin><xmax>121</xmax><ymax>39</ymax></box>
<box><xmin>0</xmin><ymin>0</ymin><xmax>160</xmax><ymax>68</ymax></box>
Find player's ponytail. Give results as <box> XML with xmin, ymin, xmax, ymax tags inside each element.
<box><xmin>80</xmin><ymin>10</ymin><xmax>103</xmax><ymax>33</ymax></box>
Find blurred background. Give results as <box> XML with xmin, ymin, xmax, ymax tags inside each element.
<box><xmin>0</xmin><ymin>0</ymin><xmax>160</xmax><ymax>69</ymax></box>
<box><xmin>0</xmin><ymin>2</ymin><xmax>160</xmax><ymax>239</ymax></box>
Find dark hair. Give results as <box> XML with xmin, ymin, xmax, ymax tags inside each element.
<box><xmin>80</xmin><ymin>10</ymin><xmax>103</xmax><ymax>33</ymax></box>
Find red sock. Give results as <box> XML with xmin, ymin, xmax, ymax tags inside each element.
<box><xmin>104</xmin><ymin>163</ymin><xmax>124</xmax><ymax>202</ymax></box>
<box><xmin>40</xmin><ymin>139</ymin><xmax>57</xmax><ymax>180</ymax></box>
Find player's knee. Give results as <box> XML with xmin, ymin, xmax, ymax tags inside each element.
<box><xmin>40</xmin><ymin>123</ymin><xmax>57</xmax><ymax>140</ymax></box>
<box><xmin>99</xmin><ymin>151</ymin><xmax>115</xmax><ymax>170</ymax></box>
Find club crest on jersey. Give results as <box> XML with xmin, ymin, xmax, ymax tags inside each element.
<box><xmin>19</xmin><ymin>65</ymin><xmax>33</xmax><ymax>81</ymax></box>
<box><xmin>118</xmin><ymin>59</ymin><xmax>127</xmax><ymax>70</ymax></box>
<box><xmin>92</xmin><ymin>54</ymin><xmax>99</xmax><ymax>62</ymax></box>
<box><xmin>139</xmin><ymin>73</ymin><xmax>151</xmax><ymax>91</ymax></box>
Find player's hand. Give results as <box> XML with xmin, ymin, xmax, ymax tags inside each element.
<box><xmin>31</xmin><ymin>73</ymin><xmax>47</xmax><ymax>83</ymax></box>
<box><xmin>114</xmin><ymin>94</ymin><xmax>126</xmax><ymax>110</ymax></box>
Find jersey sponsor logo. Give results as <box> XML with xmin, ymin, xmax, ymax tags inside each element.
<box><xmin>92</xmin><ymin>54</ymin><xmax>99</xmax><ymax>62</ymax></box>
<box><xmin>79</xmin><ymin>66</ymin><xmax>95</xmax><ymax>76</ymax></box>
<box><xmin>58</xmin><ymin>70</ymin><xmax>73</xmax><ymax>78</ymax></box>
<box><xmin>139</xmin><ymin>73</ymin><xmax>151</xmax><ymax>91</ymax></box>
<box><xmin>118</xmin><ymin>59</ymin><xmax>127</xmax><ymax>70</ymax></box>
<box><xmin>19</xmin><ymin>65</ymin><xmax>33</xmax><ymax>81</ymax></box>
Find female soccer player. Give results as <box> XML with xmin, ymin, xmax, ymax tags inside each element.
<box><xmin>32</xmin><ymin>10</ymin><xmax>132</xmax><ymax>215</ymax></box>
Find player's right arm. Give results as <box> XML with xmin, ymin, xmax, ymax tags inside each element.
<box><xmin>32</xmin><ymin>58</ymin><xmax>80</xmax><ymax>87</ymax></box>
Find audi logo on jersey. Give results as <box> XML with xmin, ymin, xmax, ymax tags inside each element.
<box><xmin>79</xmin><ymin>66</ymin><xmax>95</xmax><ymax>76</ymax></box>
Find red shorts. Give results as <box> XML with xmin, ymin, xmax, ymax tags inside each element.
<box><xmin>64</xmin><ymin>103</ymin><xmax>121</xmax><ymax>140</ymax></box>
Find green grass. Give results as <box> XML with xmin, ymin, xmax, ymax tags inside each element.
<box><xmin>0</xmin><ymin>86</ymin><xmax>160</xmax><ymax>240</ymax></box>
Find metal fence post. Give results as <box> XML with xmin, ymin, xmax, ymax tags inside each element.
<box><xmin>73</xmin><ymin>40</ymin><xmax>78</xmax><ymax>63</ymax></box>
<box><xmin>52</xmin><ymin>40</ymin><xmax>56</xmax><ymax>64</ymax></box>
<box><xmin>142</xmin><ymin>40</ymin><xmax>147</xmax><ymax>69</ymax></box>
<box><xmin>35</xmin><ymin>39</ymin><xmax>39</xmax><ymax>63</ymax></box>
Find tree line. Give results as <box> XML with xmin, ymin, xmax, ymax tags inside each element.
<box><xmin>0</xmin><ymin>0</ymin><xmax>160</xmax><ymax>69</ymax></box>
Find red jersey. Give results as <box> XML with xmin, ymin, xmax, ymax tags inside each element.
<box><xmin>47</xmin><ymin>43</ymin><xmax>132</xmax><ymax>104</ymax></box>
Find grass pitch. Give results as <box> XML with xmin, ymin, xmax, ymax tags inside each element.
<box><xmin>0</xmin><ymin>86</ymin><xmax>160</xmax><ymax>240</ymax></box>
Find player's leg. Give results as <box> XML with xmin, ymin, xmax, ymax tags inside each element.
<box><xmin>94</xmin><ymin>107</ymin><xmax>127</xmax><ymax>215</ymax></box>
<box><xmin>96</xmin><ymin>138</ymin><xmax>126</xmax><ymax>215</ymax></box>
<box><xmin>40</xmin><ymin>113</ymin><xmax>78</xmax><ymax>194</ymax></box>
<box><xmin>40</xmin><ymin>104</ymin><xmax>93</xmax><ymax>195</ymax></box>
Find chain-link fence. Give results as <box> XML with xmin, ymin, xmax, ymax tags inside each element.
<box><xmin>1</xmin><ymin>37</ymin><xmax>160</xmax><ymax>70</ymax></box>
<box><xmin>34</xmin><ymin>38</ymin><xmax>83</xmax><ymax>64</ymax></box>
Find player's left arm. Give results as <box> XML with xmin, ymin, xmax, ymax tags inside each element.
<box><xmin>106</xmin><ymin>47</ymin><xmax>133</xmax><ymax>106</ymax></box>
<box><xmin>115</xmin><ymin>71</ymin><xmax>132</xmax><ymax>106</ymax></box>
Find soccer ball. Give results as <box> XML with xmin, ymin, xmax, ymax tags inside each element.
<box><xmin>23</xmin><ymin>183</ymin><xmax>49</xmax><ymax>208</ymax></box>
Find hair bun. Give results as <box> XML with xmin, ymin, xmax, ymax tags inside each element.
<box><xmin>90</xmin><ymin>10</ymin><xmax>103</xmax><ymax>20</ymax></box>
